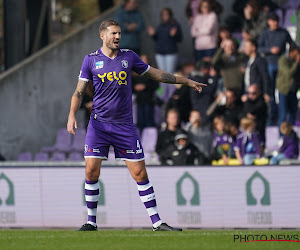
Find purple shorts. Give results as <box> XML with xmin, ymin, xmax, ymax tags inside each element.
<box><xmin>84</xmin><ymin>116</ymin><xmax>144</xmax><ymax>161</ymax></box>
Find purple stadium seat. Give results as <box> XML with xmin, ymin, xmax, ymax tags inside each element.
<box><xmin>69</xmin><ymin>152</ymin><xmax>83</xmax><ymax>161</ymax></box>
<box><xmin>141</xmin><ymin>127</ymin><xmax>158</xmax><ymax>153</ymax></box>
<box><xmin>51</xmin><ymin>152</ymin><xmax>66</xmax><ymax>161</ymax></box>
<box><xmin>34</xmin><ymin>152</ymin><xmax>49</xmax><ymax>161</ymax></box>
<box><xmin>18</xmin><ymin>152</ymin><xmax>33</xmax><ymax>161</ymax></box>
<box><xmin>70</xmin><ymin>128</ymin><xmax>86</xmax><ymax>152</ymax></box>
<box><xmin>266</xmin><ymin>126</ymin><xmax>279</xmax><ymax>152</ymax></box>
<box><xmin>283</xmin><ymin>9</ymin><xmax>297</xmax><ymax>27</ymax></box>
<box><xmin>42</xmin><ymin>128</ymin><xmax>72</xmax><ymax>153</ymax></box>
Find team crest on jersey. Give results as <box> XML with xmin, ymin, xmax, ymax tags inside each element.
<box><xmin>95</xmin><ymin>61</ymin><xmax>104</xmax><ymax>69</ymax></box>
<box><xmin>121</xmin><ymin>60</ymin><xmax>128</xmax><ymax>68</ymax></box>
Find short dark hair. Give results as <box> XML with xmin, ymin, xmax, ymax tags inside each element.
<box><xmin>99</xmin><ymin>20</ymin><xmax>120</xmax><ymax>33</ymax></box>
<box><xmin>289</xmin><ymin>44</ymin><xmax>300</xmax><ymax>53</ymax></box>
<box><xmin>247</xmin><ymin>38</ymin><xmax>257</xmax><ymax>48</ymax></box>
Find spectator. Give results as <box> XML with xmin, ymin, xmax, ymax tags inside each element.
<box><xmin>189</xmin><ymin>61</ymin><xmax>218</xmax><ymax>124</ymax></box>
<box><xmin>243</xmin><ymin>0</ymin><xmax>268</xmax><ymax>40</ymax></box>
<box><xmin>148</xmin><ymin>8</ymin><xmax>182</xmax><ymax>74</ymax></box>
<box><xmin>160</xmin><ymin>129</ymin><xmax>207</xmax><ymax>165</ymax></box>
<box><xmin>218</xmin><ymin>26</ymin><xmax>232</xmax><ymax>47</ymax></box>
<box><xmin>276</xmin><ymin>45</ymin><xmax>300</xmax><ymax>128</ymax></box>
<box><xmin>116</xmin><ymin>0</ymin><xmax>145</xmax><ymax>54</ymax></box>
<box><xmin>186</xmin><ymin>0</ymin><xmax>223</xmax><ymax>24</ymax></box>
<box><xmin>132</xmin><ymin>54</ymin><xmax>159</xmax><ymax>132</ymax></box>
<box><xmin>209</xmin><ymin>89</ymin><xmax>243</xmax><ymax>126</ymax></box>
<box><xmin>235</xmin><ymin>117</ymin><xmax>262</xmax><ymax>165</ymax></box>
<box><xmin>156</xmin><ymin>108</ymin><xmax>181</xmax><ymax>160</ymax></box>
<box><xmin>212</xmin><ymin>116</ymin><xmax>233</xmax><ymax>164</ymax></box>
<box><xmin>243</xmin><ymin>39</ymin><xmax>270</xmax><ymax>102</ymax></box>
<box><xmin>233</xmin><ymin>0</ymin><xmax>278</xmax><ymax>20</ymax></box>
<box><xmin>238</xmin><ymin>29</ymin><xmax>251</xmax><ymax>53</ymax></box>
<box><xmin>226</xmin><ymin>121</ymin><xmax>240</xmax><ymax>146</ymax></box>
<box><xmin>212</xmin><ymin>38</ymin><xmax>247</xmax><ymax>92</ymax></box>
<box><xmin>191</xmin><ymin>0</ymin><xmax>219</xmax><ymax>61</ymax></box>
<box><xmin>241</xmin><ymin>84</ymin><xmax>268</xmax><ymax>145</ymax></box>
<box><xmin>258</xmin><ymin>12</ymin><xmax>295</xmax><ymax>125</ymax></box>
<box><xmin>270</xmin><ymin>122</ymin><xmax>299</xmax><ymax>164</ymax></box>
<box><xmin>184</xmin><ymin>110</ymin><xmax>213</xmax><ymax>159</ymax></box>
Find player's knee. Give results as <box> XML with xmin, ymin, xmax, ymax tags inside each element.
<box><xmin>86</xmin><ymin>165</ymin><xmax>100</xmax><ymax>181</ymax></box>
<box><xmin>132</xmin><ymin>167</ymin><xmax>147</xmax><ymax>181</ymax></box>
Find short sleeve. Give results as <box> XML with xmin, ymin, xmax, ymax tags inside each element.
<box><xmin>78</xmin><ymin>55</ymin><xmax>92</xmax><ymax>82</ymax></box>
<box><xmin>131</xmin><ymin>51</ymin><xmax>150</xmax><ymax>75</ymax></box>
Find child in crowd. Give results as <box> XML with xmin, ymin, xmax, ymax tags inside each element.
<box><xmin>234</xmin><ymin>118</ymin><xmax>262</xmax><ymax>165</ymax></box>
<box><xmin>212</xmin><ymin>116</ymin><xmax>233</xmax><ymax>164</ymax></box>
<box><xmin>270</xmin><ymin>122</ymin><xmax>299</xmax><ymax>165</ymax></box>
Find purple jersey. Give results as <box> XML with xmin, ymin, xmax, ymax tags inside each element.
<box><xmin>79</xmin><ymin>48</ymin><xmax>150</xmax><ymax>123</ymax></box>
<box><xmin>234</xmin><ymin>131</ymin><xmax>262</xmax><ymax>157</ymax></box>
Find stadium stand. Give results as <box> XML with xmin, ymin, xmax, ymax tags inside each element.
<box><xmin>51</xmin><ymin>152</ymin><xmax>66</xmax><ymax>161</ymax></box>
<box><xmin>42</xmin><ymin>128</ymin><xmax>72</xmax><ymax>153</ymax></box>
<box><xmin>17</xmin><ymin>152</ymin><xmax>33</xmax><ymax>161</ymax></box>
<box><xmin>34</xmin><ymin>152</ymin><xmax>49</xmax><ymax>162</ymax></box>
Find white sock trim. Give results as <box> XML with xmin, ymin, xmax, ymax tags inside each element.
<box><xmin>87</xmin><ymin>221</ymin><xmax>97</xmax><ymax>227</ymax></box>
<box><xmin>153</xmin><ymin>220</ymin><xmax>162</xmax><ymax>228</ymax></box>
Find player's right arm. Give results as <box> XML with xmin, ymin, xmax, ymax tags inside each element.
<box><xmin>67</xmin><ymin>80</ymin><xmax>89</xmax><ymax>135</ymax></box>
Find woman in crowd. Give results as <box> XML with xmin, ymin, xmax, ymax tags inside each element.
<box><xmin>191</xmin><ymin>0</ymin><xmax>219</xmax><ymax>61</ymax></box>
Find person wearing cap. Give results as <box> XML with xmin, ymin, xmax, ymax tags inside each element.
<box><xmin>160</xmin><ymin>129</ymin><xmax>207</xmax><ymax>165</ymax></box>
<box><xmin>258</xmin><ymin>12</ymin><xmax>295</xmax><ymax>125</ymax></box>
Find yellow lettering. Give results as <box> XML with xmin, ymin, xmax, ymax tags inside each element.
<box><xmin>119</xmin><ymin>71</ymin><xmax>127</xmax><ymax>80</ymax></box>
<box><xmin>97</xmin><ymin>73</ymin><xmax>106</xmax><ymax>82</ymax></box>
<box><xmin>113</xmin><ymin>71</ymin><xmax>119</xmax><ymax>80</ymax></box>
<box><xmin>107</xmin><ymin>72</ymin><xmax>113</xmax><ymax>81</ymax></box>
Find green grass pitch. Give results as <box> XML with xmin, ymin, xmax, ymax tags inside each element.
<box><xmin>0</xmin><ymin>230</ymin><xmax>300</xmax><ymax>250</ymax></box>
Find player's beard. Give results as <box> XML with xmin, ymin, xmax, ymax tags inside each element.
<box><xmin>106</xmin><ymin>41</ymin><xmax>119</xmax><ymax>51</ymax></box>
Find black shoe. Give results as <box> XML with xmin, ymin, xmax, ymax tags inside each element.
<box><xmin>153</xmin><ymin>222</ymin><xmax>182</xmax><ymax>231</ymax></box>
<box><xmin>77</xmin><ymin>223</ymin><xmax>98</xmax><ymax>231</ymax></box>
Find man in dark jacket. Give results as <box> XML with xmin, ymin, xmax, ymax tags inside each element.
<box><xmin>116</xmin><ymin>0</ymin><xmax>145</xmax><ymax>54</ymax></box>
<box><xmin>189</xmin><ymin>61</ymin><xmax>218</xmax><ymax>125</ymax></box>
<box><xmin>160</xmin><ymin>130</ymin><xmax>207</xmax><ymax>165</ymax></box>
<box><xmin>244</xmin><ymin>39</ymin><xmax>271</xmax><ymax>102</ymax></box>
<box><xmin>210</xmin><ymin>88</ymin><xmax>243</xmax><ymax>127</ymax></box>
<box><xmin>132</xmin><ymin>54</ymin><xmax>158</xmax><ymax>132</ymax></box>
<box><xmin>258</xmin><ymin>12</ymin><xmax>295</xmax><ymax>125</ymax></box>
<box><xmin>241</xmin><ymin>84</ymin><xmax>268</xmax><ymax>145</ymax></box>
<box><xmin>156</xmin><ymin>109</ymin><xmax>181</xmax><ymax>160</ymax></box>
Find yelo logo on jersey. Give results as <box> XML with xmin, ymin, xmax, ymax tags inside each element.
<box><xmin>97</xmin><ymin>71</ymin><xmax>127</xmax><ymax>85</ymax></box>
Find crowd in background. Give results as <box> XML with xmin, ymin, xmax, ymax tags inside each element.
<box><xmin>12</xmin><ymin>0</ymin><xmax>300</xmax><ymax>165</ymax></box>
<box><xmin>112</xmin><ymin>0</ymin><xmax>300</xmax><ymax>166</ymax></box>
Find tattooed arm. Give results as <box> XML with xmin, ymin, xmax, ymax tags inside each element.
<box><xmin>144</xmin><ymin>66</ymin><xmax>206</xmax><ymax>93</ymax></box>
<box><xmin>67</xmin><ymin>80</ymin><xmax>89</xmax><ymax>135</ymax></box>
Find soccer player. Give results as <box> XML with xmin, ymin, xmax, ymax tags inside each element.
<box><xmin>67</xmin><ymin>20</ymin><xmax>206</xmax><ymax>231</ymax></box>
